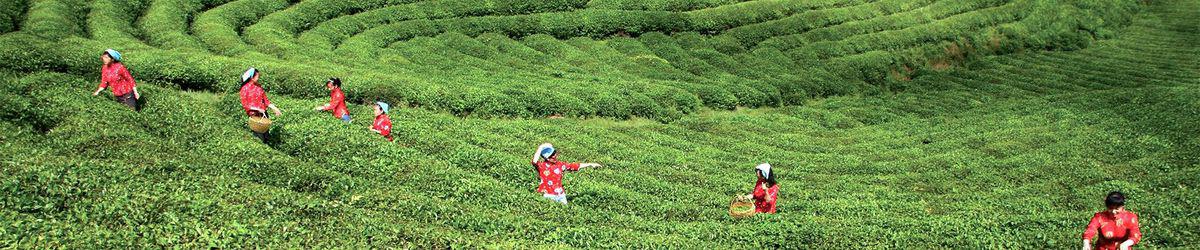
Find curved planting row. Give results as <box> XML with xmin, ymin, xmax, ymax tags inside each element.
<box><xmin>137</xmin><ymin>0</ymin><xmax>235</xmax><ymax>51</ymax></box>
<box><xmin>97</xmin><ymin>0</ymin><xmax>868</xmax><ymax>60</ymax></box>
<box><xmin>85</xmin><ymin>0</ymin><xmax>150</xmax><ymax>47</ymax></box>
<box><xmin>21</xmin><ymin>0</ymin><xmax>86</xmax><ymax>39</ymax></box>
<box><xmin>586</xmin><ymin>0</ymin><xmax>742</xmax><ymax>12</ymax></box>
<box><xmin>807</xmin><ymin>0</ymin><xmax>1139</xmax><ymax>84</ymax></box>
<box><xmin>787</xmin><ymin>0</ymin><xmax>1011</xmax><ymax>45</ymax></box>
<box><xmin>720</xmin><ymin>0</ymin><xmax>933</xmax><ymax>47</ymax></box>
<box><xmin>0</xmin><ymin>0</ymin><xmax>28</xmax><ymax>33</ymax></box>
<box><xmin>0</xmin><ymin>32</ymin><xmax>707</xmax><ymax>120</ymax></box>
<box><xmin>330</xmin><ymin>0</ymin><xmax>874</xmax><ymax>55</ymax></box>
<box><xmin>0</xmin><ymin>0</ymin><xmax>1145</xmax><ymax>121</ymax></box>
<box><xmin>252</xmin><ymin>0</ymin><xmax>590</xmax><ymax>60</ymax></box>
<box><xmin>242</xmin><ymin>0</ymin><xmax>421</xmax><ymax>58</ymax></box>
<box><xmin>297</xmin><ymin>0</ymin><xmax>858</xmax><ymax>60</ymax></box>
<box><xmin>683</xmin><ymin>0</ymin><xmax>872</xmax><ymax>32</ymax></box>
<box><xmin>190</xmin><ymin>0</ymin><xmax>290</xmax><ymax>57</ymax></box>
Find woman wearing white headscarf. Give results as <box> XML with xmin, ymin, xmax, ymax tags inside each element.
<box><xmin>238</xmin><ymin>67</ymin><xmax>283</xmax><ymax>142</ymax></box>
<box><xmin>741</xmin><ymin>163</ymin><xmax>779</xmax><ymax>214</ymax></box>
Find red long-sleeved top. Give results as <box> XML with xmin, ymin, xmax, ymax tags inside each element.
<box><xmin>533</xmin><ymin>159</ymin><xmax>581</xmax><ymax>195</ymax></box>
<box><xmin>1083</xmin><ymin>210</ymin><xmax>1141</xmax><ymax>250</ymax></box>
<box><xmin>99</xmin><ymin>63</ymin><xmax>136</xmax><ymax>96</ymax></box>
<box><xmin>322</xmin><ymin>87</ymin><xmax>349</xmax><ymax>118</ymax></box>
<box><xmin>372</xmin><ymin>113</ymin><xmax>392</xmax><ymax>141</ymax></box>
<box><xmin>752</xmin><ymin>180</ymin><xmax>779</xmax><ymax>214</ymax></box>
<box><xmin>239</xmin><ymin>81</ymin><xmax>272</xmax><ymax>116</ymax></box>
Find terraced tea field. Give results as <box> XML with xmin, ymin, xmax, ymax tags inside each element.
<box><xmin>0</xmin><ymin>0</ymin><xmax>1197</xmax><ymax>248</ymax></box>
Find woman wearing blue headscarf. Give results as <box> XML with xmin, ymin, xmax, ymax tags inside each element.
<box><xmin>531</xmin><ymin>143</ymin><xmax>601</xmax><ymax>205</ymax></box>
<box><xmin>92</xmin><ymin>49</ymin><xmax>140</xmax><ymax>110</ymax></box>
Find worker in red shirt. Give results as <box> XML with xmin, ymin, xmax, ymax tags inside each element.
<box><xmin>1083</xmin><ymin>191</ymin><xmax>1142</xmax><ymax>250</ymax></box>
<box><xmin>369</xmin><ymin>101</ymin><xmax>393</xmax><ymax>141</ymax></box>
<box><xmin>239</xmin><ymin>67</ymin><xmax>283</xmax><ymax>142</ymax></box>
<box><xmin>92</xmin><ymin>49</ymin><xmax>141</xmax><ymax>110</ymax></box>
<box><xmin>531</xmin><ymin>143</ymin><xmax>601</xmax><ymax>205</ymax></box>
<box><xmin>739</xmin><ymin>163</ymin><xmax>779</xmax><ymax>214</ymax></box>
<box><xmin>312</xmin><ymin>78</ymin><xmax>350</xmax><ymax>123</ymax></box>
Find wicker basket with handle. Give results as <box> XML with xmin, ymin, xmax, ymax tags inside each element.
<box><xmin>729</xmin><ymin>195</ymin><xmax>756</xmax><ymax>218</ymax></box>
<box><xmin>248</xmin><ymin>116</ymin><xmax>272</xmax><ymax>133</ymax></box>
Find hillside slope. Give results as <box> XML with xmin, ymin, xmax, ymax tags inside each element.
<box><xmin>1</xmin><ymin>0</ymin><xmax>1198</xmax><ymax>248</ymax></box>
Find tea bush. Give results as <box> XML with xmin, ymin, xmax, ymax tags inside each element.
<box><xmin>137</xmin><ymin>0</ymin><xmax>234</xmax><ymax>50</ymax></box>
<box><xmin>0</xmin><ymin>0</ymin><xmax>28</xmax><ymax>33</ymax></box>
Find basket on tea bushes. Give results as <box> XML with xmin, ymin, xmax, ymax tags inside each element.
<box><xmin>729</xmin><ymin>195</ymin><xmax>756</xmax><ymax>218</ymax></box>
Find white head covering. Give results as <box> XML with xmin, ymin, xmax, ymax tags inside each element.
<box><xmin>755</xmin><ymin>163</ymin><xmax>771</xmax><ymax>179</ymax></box>
<box><xmin>536</xmin><ymin>143</ymin><xmax>555</xmax><ymax>160</ymax></box>
<box><xmin>241</xmin><ymin>67</ymin><xmax>258</xmax><ymax>83</ymax></box>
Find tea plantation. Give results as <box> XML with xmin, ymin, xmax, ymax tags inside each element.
<box><xmin>1</xmin><ymin>0</ymin><xmax>1197</xmax><ymax>248</ymax></box>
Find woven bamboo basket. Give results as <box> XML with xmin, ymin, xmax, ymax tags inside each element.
<box><xmin>248</xmin><ymin>116</ymin><xmax>272</xmax><ymax>133</ymax></box>
<box><xmin>729</xmin><ymin>195</ymin><xmax>756</xmax><ymax>218</ymax></box>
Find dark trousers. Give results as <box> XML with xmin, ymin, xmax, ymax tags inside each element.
<box><xmin>252</xmin><ymin>131</ymin><xmax>269</xmax><ymax>143</ymax></box>
<box><xmin>115</xmin><ymin>93</ymin><xmax>138</xmax><ymax>110</ymax></box>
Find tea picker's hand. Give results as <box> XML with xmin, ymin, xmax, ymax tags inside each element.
<box><xmin>1119</xmin><ymin>240</ymin><xmax>1134</xmax><ymax>250</ymax></box>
